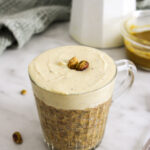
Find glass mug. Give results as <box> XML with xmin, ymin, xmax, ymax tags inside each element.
<box><xmin>29</xmin><ymin>59</ymin><xmax>136</xmax><ymax>150</ymax></box>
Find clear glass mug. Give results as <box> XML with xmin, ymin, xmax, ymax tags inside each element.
<box><xmin>29</xmin><ymin>59</ymin><xmax>136</xmax><ymax>150</ymax></box>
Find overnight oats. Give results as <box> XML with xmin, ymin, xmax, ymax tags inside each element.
<box><xmin>28</xmin><ymin>46</ymin><xmax>125</xmax><ymax>150</ymax></box>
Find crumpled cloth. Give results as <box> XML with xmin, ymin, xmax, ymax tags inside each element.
<box><xmin>0</xmin><ymin>0</ymin><xmax>71</xmax><ymax>54</ymax></box>
<box><xmin>137</xmin><ymin>0</ymin><xmax>150</xmax><ymax>9</ymax></box>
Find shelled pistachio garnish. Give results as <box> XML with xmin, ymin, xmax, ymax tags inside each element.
<box><xmin>20</xmin><ymin>89</ymin><xmax>27</xmax><ymax>95</ymax></box>
<box><xmin>12</xmin><ymin>131</ymin><xmax>23</xmax><ymax>144</ymax></box>
<box><xmin>68</xmin><ymin>57</ymin><xmax>78</xmax><ymax>69</ymax></box>
<box><xmin>68</xmin><ymin>57</ymin><xmax>89</xmax><ymax>71</ymax></box>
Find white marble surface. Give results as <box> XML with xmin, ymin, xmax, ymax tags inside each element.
<box><xmin>0</xmin><ymin>22</ymin><xmax>150</xmax><ymax>150</ymax></box>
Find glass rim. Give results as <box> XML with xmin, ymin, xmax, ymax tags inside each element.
<box><xmin>121</xmin><ymin>10</ymin><xmax>150</xmax><ymax>51</ymax></box>
<box><xmin>29</xmin><ymin>65</ymin><xmax>117</xmax><ymax>96</ymax></box>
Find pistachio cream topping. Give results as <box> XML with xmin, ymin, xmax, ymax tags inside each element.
<box><xmin>29</xmin><ymin>46</ymin><xmax>116</xmax><ymax>109</ymax></box>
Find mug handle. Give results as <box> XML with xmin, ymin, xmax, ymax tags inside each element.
<box><xmin>113</xmin><ymin>59</ymin><xmax>137</xmax><ymax>99</ymax></box>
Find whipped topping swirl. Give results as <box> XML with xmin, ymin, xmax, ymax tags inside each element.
<box><xmin>29</xmin><ymin>46</ymin><xmax>116</xmax><ymax>109</ymax></box>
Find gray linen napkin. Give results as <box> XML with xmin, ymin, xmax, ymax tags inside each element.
<box><xmin>0</xmin><ymin>0</ymin><xmax>71</xmax><ymax>54</ymax></box>
<box><xmin>137</xmin><ymin>0</ymin><xmax>150</xmax><ymax>9</ymax></box>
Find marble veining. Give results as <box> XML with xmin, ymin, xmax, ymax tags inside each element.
<box><xmin>0</xmin><ymin>23</ymin><xmax>150</xmax><ymax>150</ymax></box>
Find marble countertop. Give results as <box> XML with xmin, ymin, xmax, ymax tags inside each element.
<box><xmin>0</xmin><ymin>23</ymin><xmax>150</xmax><ymax>150</ymax></box>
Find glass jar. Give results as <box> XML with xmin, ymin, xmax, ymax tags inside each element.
<box><xmin>122</xmin><ymin>10</ymin><xmax>150</xmax><ymax>71</ymax></box>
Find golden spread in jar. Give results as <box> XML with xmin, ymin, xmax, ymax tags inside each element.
<box><xmin>124</xmin><ymin>25</ymin><xmax>150</xmax><ymax>70</ymax></box>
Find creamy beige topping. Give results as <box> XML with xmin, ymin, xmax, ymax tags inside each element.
<box><xmin>29</xmin><ymin>46</ymin><xmax>116</xmax><ymax>109</ymax></box>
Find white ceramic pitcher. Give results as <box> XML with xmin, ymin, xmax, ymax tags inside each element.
<box><xmin>69</xmin><ymin>0</ymin><xmax>136</xmax><ymax>48</ymax></box>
